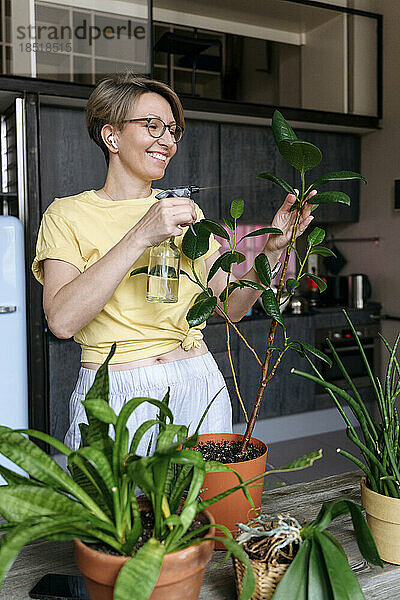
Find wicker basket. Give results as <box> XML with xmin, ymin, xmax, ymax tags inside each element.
<box><xmin>232</xmin><ymin>515</ymin><xmax>300</xmax><ymax>600</ymax></box>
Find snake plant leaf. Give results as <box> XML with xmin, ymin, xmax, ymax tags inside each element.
<box><xmin>128</xmin><ymin>418</ymin><xmax>161</xmax><ymax>456</ymax></box>
<box><xmin>0</xmin><ymin>465</ymin><xmax>33</xmax><ymax>486</ymax></box>
<box><xmin>201</xmin><ymin>219</ymin><xmax>230</xmax><ymax>240</ymax></box>
<box><xmin>316</xmin><ymin>530</ymin><xmax>365</xmax><ymax>600</ymax></box>
<box><xmin>307</xmin><ymin>226</ymin><xmax>326</xmax><ymax>247</ymax></box>
<box><xmin>74</xmin><ymin>446</ymin><xmax>116</xmax><ymax>491</ymax></box>
<box><xmin>129</xmin><ymin>266</ymin><xmax>147</xmax><ymax>277</ymax></box>
<box><xmin>186</xmin><ymin>296</ymin><xmax>217</xmax><ymax>327</ymax></box>
<box><xmin>307</xmin><ymin>191</ymin><xmax>351</xmax><ymax>205</ymax></box>
<box><xmin>254</xmin><ymin>253</ymin><xmax>272</xmax><ymax>287</ymax></box>
<box><xmin>309</xmin><ymin>246</ymin><xmax>337</xmax><ymax>258</ymax></box>
<box><xmin>82</xmin><ymin>398</ymin><xmax>117</xmax><ymax>426</ymax></box>
<box><xmin>261</xmin><ymin>289</ymin><xmax>283</xmax><ymax>326</ymax></box>
<box><xmin>286</xmin><ymin>278</ymin><xmax>299</xmax><ymax>293</ymax></box>
<box><xmin>182</xmin><ymin>221</ymin><xmax>211</xmax><ymax>259</ymax></box>
<box><xmin>308</xmin><ymin>537</ymin><xmax>333</xmax><ymax>600</ymax></box>
<box><xmin>293</xmin><ymin>341</ymin><xmax>332</xmax><ymax>367</ymax></box>
<box><xmin>230</xmin><ymin>198</ymin><xmax>245</xmax><ymax>219</ymax></box>
<box><xmin>215</xmin><ymin>534</ymin><xmax>256</xmax><ymax>600</ymax></box>
<box><xmin>273</xmin><ymin>449</ymin><xmax>323</xmax><ymax>472</ymax></box>
<box><xmin>67</xmin><ymin>453</ymin><xmax>114</xmax><ymax>519</ymax></box>
<box><xmin>272</xmin><ymin>538</ymin><xmax>311</xmax><ymax>600</ymax></box>
<box><xmin>114</xmin><ymin>537</ymin><xmax>166</xmax><ymax>600</ymax></box>
<box><xmin>239</xmin><ymin>227</ymin><xmax>283</xmax><ymax>240</ymax></box>
<box><xmin>0</xmin><ymin>485</ymin><xmax>93</xmax><ymax>523</ymax></box>
<box><xmin>312</xmin><ymin>171</ymin><xmax>367</xmax><ymax>186</ymax></box>
<box><xmin>279</xmin><ymin>139</ymin><xmax>322</xmax><ymax>172</ymax></box>
<box><xmin>14</xmin><ymin>429</ymin><xmax>73</xmax><ymax>456</ymax></box>
<box><xmin>257</xmin><ymin>172</ymin><xmax>296</xmax><ymax>195</ymax></box>
<box><xmin>306</xmin><ymin>274</ymin><xmax>327</xmax><ymax>292</ymax></box>
<box><xmin>0</xmin><ymin>430</ymin><xmax>109</xmax><ymax>522</ymax></box>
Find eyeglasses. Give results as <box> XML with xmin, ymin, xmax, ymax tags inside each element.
<box><xmin>122</xmin><ymin>117</ymin><xmax>183</xmax><ymax>143</ymax></box>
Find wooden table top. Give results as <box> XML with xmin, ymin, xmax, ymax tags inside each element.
<box><xmin>2</xmin><ymin>471</ymin><xmax>400</xmax><ymax>599</ymax></box>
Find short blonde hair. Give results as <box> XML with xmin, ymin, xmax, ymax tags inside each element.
<box><xmin>86</xmin><ymin>72</ymin><xmax>185</xmax><ymax>163</ymax></box>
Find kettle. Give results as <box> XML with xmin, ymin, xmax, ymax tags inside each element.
<box><xmin>348</xmin><ymin>274</ymin><xmax>372</xmax><ymax>309</ymax></box>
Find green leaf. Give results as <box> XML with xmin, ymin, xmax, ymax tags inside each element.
<box><xmin>278</xmin><ymin>139</ymin><xmax>322</xmax><ymax>172</ymax></box>
<box><xmin>257</xmin><ymin>172</ymin><xmax>296</xmax><ymax>195</ymax></box>
<box><xmin>312</xmin><ymin>170</ymin><xmax>367</xmax><ymax>186</ymax></box>
<box><xmin>307</xmin><ymin>226</ymin><xmax>326</xmax><ymax>247</ymax></box>
<box><xmin>309</xmin><ymin>247</ymin><xmax>337</xmax><ymax>258</ymax></box>
<box><xmin>261</xmin><ymin>289</ymin><xmax>283</xmax><ymax>326</ymax></box>
<box><xmin>207</xmin><ymin>253</ymin><xmax>225</xmax><ymax>282</ymax></box>
<box><xmin>201</xmin><ymin>219</ymin><xmax>230</xmax><ymax>240</ymax></box>
<box><xmin>272</xmin><ymin>110</ymin><xmax>297</xmax><ymax>145</ymax></box>
<box><xmin>286</xmin><ymin>278</ymin><xmax>299</xmax><ymax>294</ymax></box>
<box><xmin>316</xmin><ymin>530</ymin><xmax>365</xmax><ymax>599</ymax></box>
<box><xmin>239</xmin><ymin>227</ymin><xmax>283</xmax><ymax>240</ymax></box>
<box><xmin>130</xmin><ymin>266</ymin><xmax>148</xmax><ymax>277</ymax></box>
<box><xmin>293</xmin><ymin>341</ymin><xmax>332</xmax><ymax>367</ymax></box>
<box><xmin>273</xmin><ymin>449</ymin><xmax>323</xmax><ymax>473</ymax></box>
<box><xmin>219</xmin><ymin>282</ymin><xmax>241</xmax><ymax>302</ymax></box>
<box><xmin>82</xmin><ymin>398</ymin><xmax>117</xmax><ymax>425</ymax></box>
<box><xmin>223</xmin><ymin>217</ymin><xmax>234</xmax><ymax>230</ymax></box>
<box><xmin>0</xmin><ymin>465</ymin><xmax>33</xmax><ymax>486</ymax></box>
<box><xmin>237</xmin><ymin>279</ymin><xmax>266</xmax><ymax>292</ymax></box>
<box><xmin>306</xmin><ymin>274</ymin><xmax>327</xmax><ymax>292</ymax></box>
<box><xmin>220</xmin><ymin>251</ymin><xmax>246</xmax><ymax>272</ymax></box>
<box><xmin>230</xmin><ymin>198</ymin><xmax>245</xmax><ymax>219</ymax></box>
<box><xmin>114</xmin><ymin>537</ymin><xmax>166</xmax><ymax>600</ymax></box>
<box><xmin>307</xmin><ymin>191</ymin><xmax>351</xmax><ymax>205</ymax></box>
<box><xmin>254</xmin><ymin>253</ymin><xmax>272</xmax><ymax>287</ymax></box>
<box><xmin>182</xmin><ymin>222</ymin><xmax>211</xmax><ymax>260</ymax></box>
<box><xmin>273</xmin><ymin>538</ymin><xmax>311</xmax><ymax>600</ymax></box>
<box><xmin>216</xmin><ymin>535</ymin><xmax>256</xmax><ymax>600</ymax></box>
<box><xmin>308</xmin><ymin>538</ymin><xmax>333</xmax><ymax>600</ymax></box>
<box><xmin>186</xmin><ymin>296</ymin><xmax>217</xmax><ymax>327</ymax></box>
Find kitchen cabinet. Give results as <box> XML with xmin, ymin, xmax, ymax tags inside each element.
<box><xmin>158</xmin><ymin>118</ymin><xmax>220</xmax><ymax>220</ymax></box>
<box><xmin>298</xmin><ymin>130</ymin><xmax>361</xmax><ymax>224</ymax></box>
<box><xmin>220</xmin><ymin>123</ymin><xmax>295</xmax><ymax>224</ymax></box>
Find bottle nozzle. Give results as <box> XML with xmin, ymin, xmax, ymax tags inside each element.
<box><xmin>189</xmin><ymin>186</ymin><xmax>200</xmax><ymax>195</ymax></box>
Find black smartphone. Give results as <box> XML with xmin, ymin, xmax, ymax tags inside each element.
<box><xmin>29</xmin><ymin>574</ymin><xmax>89</xmax><ymax>600</ymax></box>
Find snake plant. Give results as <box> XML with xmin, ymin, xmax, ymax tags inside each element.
<box><xmin>293</xmin><ymin>309</ymin><xmax>400</xmax><ymax>498</ymax></box>
<box><xmin>0</xmin><ymin>344</ymin><xmax>323</xmax><ymax>600</ymax></box>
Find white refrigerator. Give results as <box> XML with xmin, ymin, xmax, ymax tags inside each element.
<box><xmin>0</xmin><ymin>215</ymin><xmax>29</xmax><ymax>480</ymax></box>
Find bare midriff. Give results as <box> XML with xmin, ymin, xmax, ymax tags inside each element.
<box><xmin>81</xmin><ymin>340</ymin><xmax>209</xmax><ymax>371</ymax></box>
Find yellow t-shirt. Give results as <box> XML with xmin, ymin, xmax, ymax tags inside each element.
<box><xmin>32</xmin><ymin>189</ymin><xmax>221</xmax><ymax>364</ymax></box>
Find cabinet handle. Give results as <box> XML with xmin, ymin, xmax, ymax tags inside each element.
<box><xmin>0</xmin><ymin>305</ymin><xmax>16</xmax><ymax>313</ymax></box>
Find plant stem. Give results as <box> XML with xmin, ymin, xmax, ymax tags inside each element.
<box><xmin>215</xmin><ymin>304</ymin><xmax>263</xmax><ymax>366</ymax></box>
<box><xmin>240</xmin><ymin>206</ymin><xmax>302</xmax><ymax>452</ymax></box>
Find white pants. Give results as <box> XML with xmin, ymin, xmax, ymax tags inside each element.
<box><xmin>64</xmin><ymin>352</ymin><xmax>232</xmax><ymax>454</ymax></box>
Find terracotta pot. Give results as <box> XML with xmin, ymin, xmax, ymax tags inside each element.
<box><xmin>74</xmin><ymin>507</ymin><xmax>215</xmax><ymax>600</ymax></box>
<box><xmin>361</xmin><ymin>476</ymin><xmax>400</xmax><ymax>564</ymax></box>
<box><xmin>197</xmin><ymin>433</ymin><xmax>268</xmax><ymax>549</ymax></box>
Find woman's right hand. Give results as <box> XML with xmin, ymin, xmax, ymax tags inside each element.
<box><xmin>133</xmin><ymin>196</ymin><xmax>197</xmax><ymax>247</ymax></box>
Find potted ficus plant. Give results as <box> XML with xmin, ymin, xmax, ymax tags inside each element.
<box><xmin>233</xmin><ymin>498</ymin><xmax>382</xmax><ymax>600</ymax></box>
<box><xmin>292</xmin><ymin>309</ymin><xmax>400</xmax><ymax>565</ymax></box>
<box><xmin>175</xmin><ymin>110</ymin><xmax>366</xmax><ymax>536</ymax></box>
<box><xmin>0</xmin><ymin>344</ymin><xmax>322</xmax><ymax>600</ymax></box>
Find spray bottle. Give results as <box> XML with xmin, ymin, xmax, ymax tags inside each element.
<box><xmin>147</xmin><ymin>186</ymin><xmax>200</xmax><ymax>303</ymax></box>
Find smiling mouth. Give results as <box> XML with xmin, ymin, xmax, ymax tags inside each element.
<box><xmin>146</xmin><ymin>151</ymin><xmax>167</xmax><ymax>163</ymax></box>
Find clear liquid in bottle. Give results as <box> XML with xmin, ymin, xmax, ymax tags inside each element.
<box><xmin>146</xmin><ymin>238</ymin><xmax>180</xmax><ymax>303</ymax></box>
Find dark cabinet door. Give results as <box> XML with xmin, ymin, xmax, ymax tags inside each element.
<box><xmin>39</xmin><ymin>104</ymin><xmax>107</xmax><ymax>447</ymax></box>
<box><xmin>297</xmin><ymin>130</ymin><xmax>361</xmax><ymax>223</ymax></box>
<box><xmin>158</xmin><ymin>119</ymin><xmax>220</xmax><ymax>220</ymax></box>
<box><xmin>220</xmin><ymin>123</ymin><xmax>295</xmax><ymax>224</ymax></box>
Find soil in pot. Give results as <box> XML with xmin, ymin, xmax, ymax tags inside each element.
<box><xmin>196</xmin><ymin>433</ymin><xmax>268</xmax><ymax>549</ymax></box>
<box><xmin>196</xmin><ymin>440</ymin><xmax>264</xmax><ymax>464</ymax></box>
<box><xmin>74</xmin><ymin>502</ymin><xmax>215</xmax><ymax>600</ymax></box>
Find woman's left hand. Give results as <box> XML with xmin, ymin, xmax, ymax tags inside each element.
<box><xmin>265</xmin><ymin>189</ymin><xmax>317</xmax><ymax>254</ymax></box>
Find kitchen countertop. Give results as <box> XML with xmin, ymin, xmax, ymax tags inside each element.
<box><xmin>2</xmin><ymin>471</ymin><xmax>400</xmax><ymax>599</ymax></box>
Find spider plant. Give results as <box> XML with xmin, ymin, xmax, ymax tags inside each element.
<box><xmin>292</xmin><ymin>309</ymin><xmax>400</xmax><ymax>498</ymax></box>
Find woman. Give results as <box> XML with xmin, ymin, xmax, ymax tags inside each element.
<box><xmin>32</xmin><ymin>72</ymin><xmax>314</xmax><ymax>454</ymax></box>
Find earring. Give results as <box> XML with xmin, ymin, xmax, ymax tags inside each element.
<box><xmin>109</xmin><ymin>136</ymin><xmax>118</xmax><ymax>150</ymax></box>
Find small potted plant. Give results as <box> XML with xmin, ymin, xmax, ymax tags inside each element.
<box><xmin>173</xmin><ymin>111</ymin><xmax>366</xmax><ymax>535</ymax></box>
<box><xmin>292</xmin><ymin>309</ymin><xmax>400</xmax><ymax>564</ymax></box>
<box><xmin>0</xmin><ymin>344</ymin><xmax>322</xmax><ymax>600</ymax></box>
<box><xmin>233</xmin><ymin>498</ymin><xmax>382</xmax><ymax>600</ymax></box>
